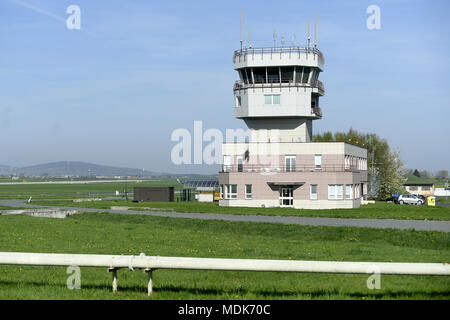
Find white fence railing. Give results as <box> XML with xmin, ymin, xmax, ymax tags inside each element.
<box><xmin>0</xmin><ymin>252</ymin><xmax>449</xmax><ymax>296</ymax></box>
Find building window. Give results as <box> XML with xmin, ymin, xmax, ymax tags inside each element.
<box><xmin>409</xmin><ymin>186</ymin><xmax>418</xmax><ymax>191</ymax></box>
<box><xmin>267</xmin><ymin>67</ymin><xmax>280</xmax><ymax>83</ymax></box>
<box><xmin>264</xmin><ymin>94</ymin><xmax>281</xmax><ymax>105</ymax></box>
<box><xmin>328</xmin><ymin>184</ymin><xmax>343</xmax><ymax>200</ymax></box>
<box><xmin>285</xmin><ymin>155</ymin><xmax>296</xmax><ymax>172</ymax></box>
<box><xmin>354</xmin><ymin>184</ymin><xmax>360</xmax><ymax>199</ymax></box>
<box><xmin>220</xmin><ymin>185</ymin><xmax>224</xmax><ymax>199</ymax></box>
<box><xmin>253</xmin><ymin>67</ymin><xmax>266</xmax><ymax>83</ymax></box>
<box><xmin>280</xmin><ymin>67</ymin><xmax>294</xmax><ymax>83</ymax></box>
<box><xmin>310</xmin><ymin>184</ymin><xmax>318</xmax><ymax>200</ymax></box>
<box><xmin>345</xmin><ymin>185</ymin><xmax>352</xmax><ymax>199</ymax></box>
<box><xmin>223</xmin><ymin>155</ymin><xmax>231</xmax><ymax>172</ymax></box>
<box><xmin>314</xmin><ymin>154</ymin><xmax>322</xmax><ymax>169</ymax></box>
<box><xmin>226</xmin><ymin>184</ymin><xmax>237</xmax><ymax>199</ymax></box>
<box><xmin>245</xmin><ymin>184</ymin><xmax>252</xmax><ymax>199</ymax></box>
<box><xmin>272</xmin><ymin>95</ymin><xmax>280</xmax><ymax>104</ymax></box>
<box><xmin>302</xmin><ymin>67</ymin><xmax>310</xmax><ymax>83</ymax></box>
<box><xmin>236</xmin><ymin>96</ymin><xmax>241</xmax><ymax>107</ymax></box>
<box><xmin>421</xmin><ymin>186</ymin><xmax>431</xmax><ymax>191</ymax></box>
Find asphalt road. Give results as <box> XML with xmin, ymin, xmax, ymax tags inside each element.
<box><xmin>2</xmin><ymin>199</ymin><xmax>449</xmax><ymax>232</ymax></box>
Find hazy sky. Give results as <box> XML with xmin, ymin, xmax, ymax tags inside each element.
<box><xmin>0</xmin><ymin>0</ymin><xmax>449</xmax><ymax>174</ymax></box>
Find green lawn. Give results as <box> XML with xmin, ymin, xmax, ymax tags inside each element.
<box><xmin>0</xmin><ymin>179</ymin><xmax>183</xmax><ymax>200</ymax></box>
<box><xmin>0</xmin><ymin>212</ymin><xmax>448</xmax><ymax>299</ymax></box>
<box><xmin>31</xmin><ymin>199</ymin><xmax>450</xmax><ymax>221</ymax></box>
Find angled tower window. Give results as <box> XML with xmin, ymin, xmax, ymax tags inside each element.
<box><xmin>253</xmin><ymin>67</ymin><xmax>266</xmax><ymax>83</ymax></box>
<box><xmin>280</xmin><ymin>67</ymin><xmax>294</xmax><ymax>83</ymax></box>
<box><xmin>302</xmin><ymin>67</ymin><xmax>311</xmax><ymax>83</ymax></box>
<box><xmin>240</xmin><ymin>69</ymin><xmax>248</xmax><ymax>84</ymax></box>
<box><xmin>267</xmin><ymin>67</ymin><xmax>280</xmax><ymax>83</ymax></box>
<box><xmin>295</xmin><ymin>67</ymin><xmax>303</xmax><ymax>83</ymax></box>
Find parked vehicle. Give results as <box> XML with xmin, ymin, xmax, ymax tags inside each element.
<box><xmin>396</xmin><ymin>194</ymin><xmax>424</xmax><ymax>205</ymax></box>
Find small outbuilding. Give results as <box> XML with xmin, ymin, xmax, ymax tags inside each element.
<box><xmin>403</xmin><ymin>183</ymin><xmax>435</xmax><ymax>197</ymax></box>
<box><xmin>133</xmin><ymin>187</ymin><xmax>174</xmax><ymax>202</ymax></box>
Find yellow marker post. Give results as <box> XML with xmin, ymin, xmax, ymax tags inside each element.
<box><xmin>427</xmin><ymin>196</ymin><xmax>436</xmax><ymax>207</ymax></box>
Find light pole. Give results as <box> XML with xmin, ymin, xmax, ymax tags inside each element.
<box><xmin>125</xmin><ymin>176</ymin><xmax>128</xmax><ymax>202</ymax></box>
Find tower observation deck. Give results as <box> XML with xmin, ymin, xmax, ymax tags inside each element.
<box><xmin>233</xmin><ymin>46</ymin><xmax>325</xmax><ymax>143</ymax></box>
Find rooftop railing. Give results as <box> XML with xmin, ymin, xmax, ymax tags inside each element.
<box><xmin>234</xmin><ymin>79</ymin><xmax>324</xmax><ymax>95</ymax></box>
<box><xmin>311</xmin><ymin>106</ymin><xmax>322</xmax><ymax>118</ymax></box>
<box><xmin>233</xmin><ymin>46</ymin><xmax>325</xmax><ymax>65</ymax></box>
<box><xmin>221</xmin><ymin>164</ymin><xmax>364</xmax><ymax>173</ymax></box>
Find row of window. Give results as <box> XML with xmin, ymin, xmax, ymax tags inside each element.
<box><xmin>236</xmin><ymin>94</ymin><xmax>281</xmax><ymax>107</ymax></box>
<box><xmin>236</xmin><ymin>94</ymin><xmax>319</xmax><ymax>108</ymax></box>
<box><xmin>219</xmin><ymin>184</ymin><xmax>362</xmax><ymax>200</ymax></box>
<box><xmin>221</xmin><ymin>184</ymin><xmax>252</xmax><ymax>200</ymax></box>
<box><xmin>238</xmin><ymin>66</ymin><xmax>320</xmax><ymax>85</ymax></box>
<box><xmin>345</xmin><ymin>156</ymin><xmax>367</xmax><ymax>171</ymax></box>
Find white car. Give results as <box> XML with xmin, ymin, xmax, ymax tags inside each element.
<box><xmin>397</xmin><ymin>194</ymin><xmax>424</xmax><ymax>205</ymax></box>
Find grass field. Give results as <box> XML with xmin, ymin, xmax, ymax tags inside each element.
<box><xmin>0</xmin><ymin>179</ymin><xmax>183</xmax><ymax>200</ymax></box>
<box><xmin>0</xmin><ymin>212</ymin><xmax>449</xmax><ymax>300</ymax></box>
<box><xmin>31</xmin><ymin>199</ymin><xmax>450</xmax><ymax>221</ymax></box>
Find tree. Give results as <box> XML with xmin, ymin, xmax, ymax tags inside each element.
<box><xmin>419</xmin><ymin>170</ymin><xmax>430</xmax><ymax>179</ymax></box>
<box><xmin>413</xmin><ymin>169</ymin><xmax>420</xmax><ymax>177</ymax></box>
<box><xmin>313</xmin><ymin>128</ymin><xmax>406</xmax><ymax>200</ymax></box>
<box><xmin>436</xmin><ymin>170</ymin><xmax>449</xmax><ymax>180</ymax></box>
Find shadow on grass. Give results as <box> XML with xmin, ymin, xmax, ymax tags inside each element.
<box><xmin>0</xmin><ymin>280</ymin><xmax>448</xmax><ymax>299</ymax></box>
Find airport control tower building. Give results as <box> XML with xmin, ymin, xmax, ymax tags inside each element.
<box><xmin>219</xmin><ymin>22</ymin><xmax>368</xmax><ymax>209</ymax></box>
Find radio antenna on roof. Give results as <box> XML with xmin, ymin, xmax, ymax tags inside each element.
<box><xmin>314</xmin><ymin>14</ymin><xmax>318</xmax><ymax>48</ymax></box>
<box><xmin>273</xmin><ymin>30</ymin><xmax>277</xmax><ymax>47</ymax></box>
<box><xmin>240</xmin><ymin>8</ymin><xmax>243</xmax><ymax>50</ymax></box>
<box><xmin>308</xmin><ymin>20</ymin><xmax>311</xmax><ymax>48</ymax></box>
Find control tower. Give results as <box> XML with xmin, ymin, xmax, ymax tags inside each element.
<box><xmin>218</xmin><ymin>16</ymin><xmax>368</xmax><ymax>209</ymax></box>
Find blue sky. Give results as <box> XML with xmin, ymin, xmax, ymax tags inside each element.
<box><xmin>0</xmin><ymin>0</ymin><xmax>449</xmax><ymax>174</ymax></box>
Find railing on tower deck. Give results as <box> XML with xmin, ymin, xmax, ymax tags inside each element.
<box><xmin>233</xmin><ymin>79</ymin><xmax>325</xmax><ymax>95</ymax></box>
<box><xmin>220</xmin><ymin>164</ymin><xmax>365</xmax><ymax>173</ymax></box>
<box><xmin>311</xmin><ymin>106</ymin><xmax>322</xmax><ymax>118</ymax></box>
<box><xmin>233</xmin><ymin>46</ymin><xmax>325</xmax><ymax>65</ymax></box>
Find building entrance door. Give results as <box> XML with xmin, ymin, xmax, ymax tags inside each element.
<box><xmin>279</xmin><ymin>187</ymin><xmax>294</xmax><ymax>207</ymax></box>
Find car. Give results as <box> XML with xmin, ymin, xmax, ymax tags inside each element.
<box><xmin>414</xmin><ymin>194</ymin><xmax>426</xmax><ymax>203</ymax></box>
<box><xmin>396</xmin><ymin>194</ymin><xmax>424</xmax><ymax>205</ymax></box>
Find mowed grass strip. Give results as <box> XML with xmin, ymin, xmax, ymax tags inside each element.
<box><xmin>0</xmin><ymin>212</ymin><xmax>449</xmax><ymax>299</ymax></box>
<box><xmin>32</xmin><ymin>199</ymin><xmax>450</xmax><ymax>221</ymax></box>
<box><xmin>0</xmin><ymin>179</ymin><xmax>183</xmax><ymax>200</ymax></box>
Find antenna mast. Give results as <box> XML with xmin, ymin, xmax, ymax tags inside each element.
<box><xmin>240</xmin><ymin>8</ymin><xmax>243</xmax><ymax>50</ymax></box>
<box><xmin>314</xmin><ymin>14</ymin><xmax>318</xmax><ymax>48</ymax></box>
<box><xmin>307</xmin><ymin>20</ymin><xmax>311</xmax><ymax>48</ymax></box>
<box><xmin>273</xmin><ymin>30</ymin><xmax>277</xmax><ymax>47</ymax></box>
<box><xmin>249</xmin><ymin>29</ymin><xmax>252</xmax><ymax>48</ymax></box>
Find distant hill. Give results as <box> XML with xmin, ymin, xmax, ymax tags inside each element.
<box><xmin>12</xmin><ymin>161</ymin><xmax>150</xmax><ymax>177</ymax></box>
<box><xmin>0</xmin><ymin>161</ymin><xmax>217</xmax><ymax>178</ymax></box>
<box><xmin>0</xmin><ymin>165</ymin><xmax>13</xmax><ymax>175</ymax></box>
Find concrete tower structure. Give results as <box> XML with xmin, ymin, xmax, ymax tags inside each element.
<box><xmin>219</xmin><ymin>20</ymin><xmax>368</xmax><ymax>209</ymax></box>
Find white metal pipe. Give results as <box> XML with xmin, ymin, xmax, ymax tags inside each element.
<box><xmin>0</xmin><ymin>252</ymin><xmax>449</xmax><ymax>275</ymax></box>
<box><xmin>145</xmin><ymin>269</ymin><xmax>153</xmax><ymax>296</ymax></box>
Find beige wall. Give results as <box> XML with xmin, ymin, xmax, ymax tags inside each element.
<box><xmin>405</xmin><ymin>185</ymin><xmax>435</xmax><ymax>196</ymax></box>
<box><xmin>219</xmin><ymin>171</ymin><xmax>368</xmax><ymax>202</ymax></box>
